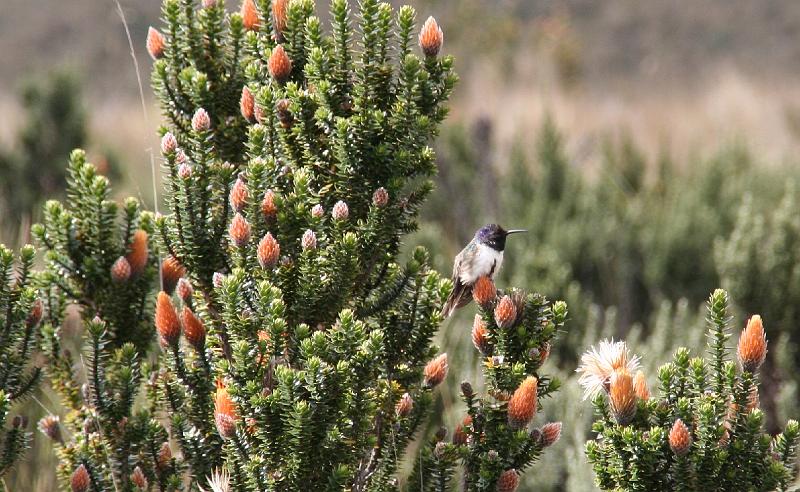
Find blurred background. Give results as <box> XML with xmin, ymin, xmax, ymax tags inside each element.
<box><xmin>3</xmin><ymin>0</ymin><xmax>800</xmax><ymax>490</ymax></box>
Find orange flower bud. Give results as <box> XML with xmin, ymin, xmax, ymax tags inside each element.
<box><xmin>157</xmin><ymin>442</ymin><xmax>172</xmax><ymax>470</ymax></box>
<box><xmin>241</xmin><ymin>0</ymin><xmax>260</xmax><ymax>31</ymax></box>
<box><xmin>738</xmin><ymin>315</ymin><xmax>767</xmax><ymax>372</ymax></box>
<box><xmin>669</xmin><ymin>419</ymin><xmax>692</xmax><ymax>456</ymax></box>
<box><xmin>126</xmin><ymin>230</ymin><xmax>149</xmax><ymax>275</ymax></box>
<box><xmin>71</xmin><ymin>464</ymin><xmax>91</xmax><ymax>492</ymax></box>
<box><xmin>609</xmin><ymin>369</ymin><xmax>637</xmax><ymax>425</ymax></box>
<box><xmin>268</xmin><ymin>45</ymin><xmax>292</xmax><ymax>83</ymax></box>
<box><xmin>508</xmin><ymin>376</ymin><xmax>538</xmax><ymax>429</ymax></box>
<box><xmin>161</xmin><ymin>132</ymin><xmax>177</xmax><ymax>154</ymax></box>
<box><xmin>419</xmin><ymin>16</ymin><xmax>444</xmax><ymax>57</ymax></box>
<box><xmin>396</xmin><ymin>392</ymin><xmax>413</xmax><ymax>417</ymax></box>
<box><xmin>27</xmin><ymin>298</ymin><xmax>43</xmax><ymax>327</ymax></box>
<box><xmin>332</xmin><ymin>200</ymin><xmax>349</xmax><ymax>221</ymax></box>
<box><xmin>192</xmin><ymin>108</ymin><xmax>211</xmax><ymax>132</ymax></box>
<box><xmin>471</xmin><ymin>314</ymin><xmax>492</xmax><ymax>356</ymax></box>
<box><xmin>540</xmin><ymin>422</ymin><xmax>562</xmax><ymax>447</ymax></box>
<box><xmin>373</xmin><ymin>187</ymin><xmax>389</xmax><ymax>207</ymax></box>
<box><xmin>423</xmin><ymin>353</ymin><xmax>448</xmax><ymax>388</ymax></box>
<box><xmin>301</xmin><ymin>229</ymin><xmax>317</xmax><ymax>251</ymax></box>
<box><xmin>633</xmin><ymin>370</ymin><xmax>649</xmax><ymax>400</ymax></box>
<box><xmin>111</xmin><ymin>256</ymin><xmax>131</xmax><ymax>283</ymax></box>
<box><xmin>257</xmin><ymin>233</ymin><xmax>280</xmax><ymax>269</ymax></box>
<box><xmin>131</xmin><ymin>466</ymin><xmax>148</xmax><ymax>489</ymax></box>
<box><xmin>215</xmin><ymin>380</ymin><xmax>237</xmax><ymax>439</ymax></box>
<box><xmin>229</xmin><ymin>213</ymin><xmax>252</xmax><ymax>247</ymax></box>
<box><xmin>230</xmin><ymin>178</ymin><xmax>249</xmax><ymax>213</ymax></box>
<box><xmin>272</xmin><ymin>0</ymin><xmax>288</xmax><ymax>34</ymax></box>
<box><xmin>261</xmin><ymin>189</ymin><xmax>277</xmax><ymax>218</ymax></box>
<box><xmin>452</xmin><ymin>415</ymin><xmax>472</xmax><ymax>445</ymax></box>
<box><xmin>176</xmin><ymin>278</ymin><xmax>193</xmax><ymax>302</ymax></box>
<box><xmin>155</xmin><ymin>291</ymin><xmax>181</xmax><ymax>347</ymax></box>
<box><xmin>495</xmin><ymin>469</ymin><xmax>519</xmax><ymax>492</ymax></box>
<box><xmin>240</xmin><ymin>86</ymin><xmax>255</xmax><ymax>122</ymax></box>
<box><xmin>161</xmin><ymin>256</ymin><xmax>185</xmax><ymax>294</ymax></box>
<box><xmin>146</xmin><ymin>27</ymin><xmax>165</xmax><ymax>59</ymax></box>
<box><xmin>472</xmin><ymin>276</ymin><xmax>497</xmax><ymax>308</ymax></box>
<box><xmin>494</xmin><ymin>295</ymin><xmax>517</xmax><ymax>329</ymax></box>
<box><xmin>181</xmin><ymin>307</ymin><xmax>206</xmax><ymax>349</ymax></box>
<box><xmin>37</xmin><ymin>415</ymin><xmax>63</xmax><ymax>444</ymax></box>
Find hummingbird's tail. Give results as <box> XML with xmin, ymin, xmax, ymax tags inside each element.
<box><xmin>441</xmin><ymin>279</ymin><xmax>473</xmax><ymax>318</ymax></box>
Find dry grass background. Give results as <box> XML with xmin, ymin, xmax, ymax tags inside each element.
<box><xmin>4</xmin><ymin>0</ymin><xmax>800</xmax><ymax>490</ymax></box>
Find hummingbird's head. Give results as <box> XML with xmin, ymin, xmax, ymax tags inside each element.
<box><xmin>475</xmin><ymin>224</ymin><xmax>527</xmax><ymax>251</ymax></box>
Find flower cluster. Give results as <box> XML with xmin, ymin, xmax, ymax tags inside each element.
<box><xmin>410</xmin><ymin>276</ymin><xmax>568</xmax><ymax>491</ymax></box>
<box><xmin>582</xmin><ymin>289</ymin><xmax>800</xmax><ymax>491</ymax></box>
<box><xmin>144</xmin><ymin>0</ymin><xmax>456</xmax><ymax>488</ymax></box>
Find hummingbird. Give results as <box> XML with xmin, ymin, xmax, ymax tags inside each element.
<box><xmin>441</xmin><ymin>224</ymin><xmax>527</xmax><ymax>318</ymax></box>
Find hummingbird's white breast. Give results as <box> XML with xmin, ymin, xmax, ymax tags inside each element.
<box><xmin>459</xmin><ymin>243</ymin><xmax>503</xmax><ymax>285</ymax></box>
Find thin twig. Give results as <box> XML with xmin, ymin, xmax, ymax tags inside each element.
<box><xmin>113</xmin><ymin>0</ymin><xmax>164</xmax><ymax>291</ymax></box>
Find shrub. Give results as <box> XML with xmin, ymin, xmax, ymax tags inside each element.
<box><xmin>581</xmin><ymin>289</ymin><xmax>799</xmax><ymax>491</ymax></box>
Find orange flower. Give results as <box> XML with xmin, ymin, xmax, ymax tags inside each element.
<box><xmin>258</xmin><ymin>233</ymin><xmax>281</xmax><ymax>269</ymax></box>
<box><xmin>452</xmin><ymin>415</ymin><xmax>472</xmax><ymax>445</ymax></box>
<box><xmin>215</xmin><ymin>380</ymin><xmax>238</xmax><ymax>439</ymax></box>
<box><xmin>131</xmin><ymin>466</ymin><xmax>147</xmax><ymax>489</ymax></box>
<box><xmin>111</xmin><ymin>256</ymin><xmax>131</xmax><ymax>283</ymax></box>
<box><xmin>157</xmin><ymin>442</ymin><xmax>172</xmax><ymax>470</ymax></box>
<box><xmin>161</xmin><ymin>256</ymin><xmax>185</xmax><ymax>294</ymax></box>
<box><xmin>471</xmin><ymin>314</ymin><xmax>492</xmax><ymax>356</ymax></box>
<box><xmin>540</xmin><ymin>422</ymin><xmax>562</xmax><ymax>447</ymax></box>
<box><xmin>240</xmin><ymin>86</ymin><xmax>255</xmax><ymax>122</ymax></box>
<box><xmin>181</xmin><ymin>307</ymin><xmax>206</xmax><ymax>349</ymax></box>
<box><xmin>423</xmin><ymin>353</ymin><xmax>448</xmax><ymax>388</ymax></box>
<box><xmin>609</xmin><ymin>369</ymin><xmax>637</xmax><ymax>425</ymax></box>
<box><xmin>27</xmin><ymin>298</ymin><xmax>43</xmax><ymax>327</ymax></box>
<box><xmin>71</xmin><ymin>464</ymin><xmax>91</xmax><ymax>492</ymax></box>
<box><xmin>494</xmin><ymin>295</ymin><xmax>517</xmax><ymax>328</ymax></box>
<box><xmin>37</xmin><ymin>415</ymin><xmax>63</xmax><ymax>443</ymax></box>
<box><xmin>272</xmin><ymin>0</ymin><xmax>288</xmax><ymax>35</ymax></box>
<box><xmin>161</xmin><ymin>132</ymin><xmax>177</xmax><ymax>155</ymax></box>
<box><xmin>507</xmin><ymin>376</ymin><xmax>538</xmax><ymax>429</ymax></box>
<box><xmin>229</xmin><ymin>213</ymin><xmax>251</xmax><ymax>247</ymax></box>
<box><xmin>301</xmin><ymin>229</ymin><xmax>317</xmax><ymax>251</ymax></box>
<box><xmin>495</xmin><ymin>469</ymin><xmax>519</xmax><ymax>492</ymax></box>
<box><xmin>738</xmin><ymin>314</ymin><xmax>767</xmax><ymax>372</ymax></box>
<box><xmin>240</xmin><ymin>0</ymin><xmax>260</xmax><ymax>31</ymax></box>
<box><xmin>261</xmin><ymin>189</ymin><xmax>278</xmax><ymax>218</ymax></box>
<box><xmin>155</xmin><ymin>291</ymin><xmax>181</xmax><ymax>347</ymax></box>
<box><xmin>396</xmin><ymin>392</ymin><xmax>413</xmax><ymax>417</ymax></box>
<box><xmin>176</xmin><ymin>278</ymin><xmax>193</xmax><ymax>302</ymax></box>
<box><xmin>633</xmin><ymin>370</ymin><xmax>649</xmax><ymax>400</ymax></box>
<box><xmin>472</xmin><ymin>276</ymin><xmax>497</xmax><ymax>307</ymax></box>
<box><xmin>146</xmin><ymin>27</ymin><xmax>165</xmax><ymax>59</ymax></box>
<box><xmin>373</xmin><ymin>187</ymin><xmax>389</xmax><ymax>207</ymax></box>
<box><xmin>268</xmin><ymin>45</ymin><xmax>292</xmax><ymax>84</ymax></box>
<box><xmin>577</xmin><ymin>339</ymin><xmax>640</xmax><ymax>400</ymax></box>
<box><xmin>229</xmin><ymin>177</ymin><xmax>249</xmax><ymax>212</ymax></box>
<box><xmin>669</xmin><ymin>419</ymin><xmax>692</xmax><ymax>456</ymax></box>
<box><xmin>126</xmin><ymin>229</ymin><xmax>149</xmax><ymax>275</ymax></box>
<box><xmin>192</xmin><ymin>108</ymin><xmax>211</xmax><ymax>132</ymax></box>
<box><xmin>419</xmin><ymin>16</ymin><xmax>444</xmax><ymax>57</ymax></box>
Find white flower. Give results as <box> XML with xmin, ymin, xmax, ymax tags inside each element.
<box><xmin>576</xmin><ymin>339</ymin><xmax>640</xmax><ymax>400</ymax></box>
<box><xmin>200</xmin><ymin>468</ymin><xmax>230</xmax><ymax>492</ymax></box>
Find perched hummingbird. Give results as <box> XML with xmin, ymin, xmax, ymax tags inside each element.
<box><xmin>441</xmin><ymin>224</ymin><xmax>527</xmax><ymax>318</ymax></box>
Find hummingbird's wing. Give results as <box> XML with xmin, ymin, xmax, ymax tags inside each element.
<box><xmin>441</xmin><ymin>248</ymin><xmax>473</xmax><ymax>318</ymax></box>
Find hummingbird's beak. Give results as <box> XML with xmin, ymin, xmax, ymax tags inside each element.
<box><xmin>505</xmin><ymin>229</ymin><xmax>527</xmax><ymax>236</ymax></box>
